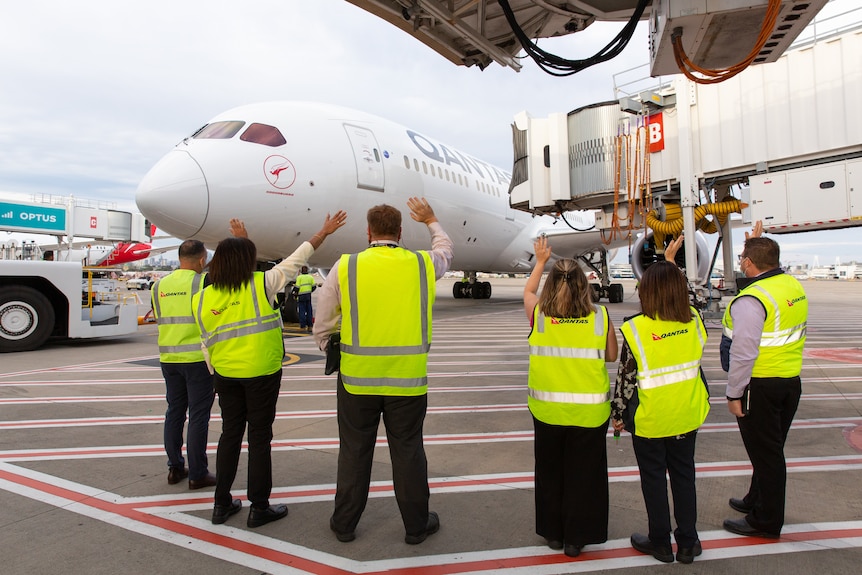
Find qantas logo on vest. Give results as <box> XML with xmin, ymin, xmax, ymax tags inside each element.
<box><xmin>651</xmin><ymin>328</ymin><xmax>689</xmax><ymax>341</ymax></box>
<box><xmin>550</xmin><ymin>318</ymin><xmax>588</xmax><ymax>324</ymax></box>
<box><xmin>209</xmin><ymin>301</ymin><xmax>241</xmax><ymax>315</ymax></box>
<box><xmin>159</xmin><ymin>291</ymin><xmax>188</xmax><ymax>298</ymax></box>
<box><xmin>786</xmin><ymin>295</ymin><xmax>806</xmax><ymax>307</ymax></box>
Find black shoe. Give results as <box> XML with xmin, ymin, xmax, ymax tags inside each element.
<box><xmin>405</xmin><ymin>511</ymin><xmax>440</xmax><ymax>544</ymax></box>
<box><xmin>546</xmin><ymin>539</ymin><xmax>563</xmax><ymax>550</ymax></box>
<box><xmin>564</xmin><ymin>544</ymin><xmax>582</xmax><ymax>558</ymax></box>
<box><xmin>188</xmin><ymin>473</ymin><xmax>217</xmax><ymax>490</ymax></box>
<box><xmin>676</xmin><ymin>540</ymin><xmax>703</xmax><ymax>564</ymax></box>
<box><xmin>247</xmin><ymin>504</ymin><xmax>288</xmax><ymax>528</ymax></box>
<box><xmin>330</xmin><ymin>517</ymin><xmax>356</xmax><ymax>542</ymax></box>
<box><xmin>723</xmin><ymin>517</ymin><xmax>780</xmax><ymax>539</ymax></box>
<box><xmin>167</xmin><ymin>467</ymin><xmax>188</xmax><ymax>485</ymax></box>
<box><xmin>211</xmin><ymin>499</ymin><xmax>242</xmax><ymax>524</ymax></box>
<box><xmin>729</xmin><ymin>497</ymin><xmax>754</xmax><ymax>514</ymax></box>
<box><xmin>630</xmin><ymin>533</ymin><xmax>674</xmax><ymax>563</ymax></box>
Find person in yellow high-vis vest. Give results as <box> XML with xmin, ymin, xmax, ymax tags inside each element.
<box><xmin>720</xmin><ymin>228</ymin><xmax>807</xmax><ymax>539</ymax></box>
<box><xmin>151</xmin><ymin>239</ymin><xmax>215</xmax><ymax>490</ymax></box>
<box><xmin>611</xmin><ymin>260</ymin><xmax>710</xmax><ymax>564</ymax></box>
<box><xmin>313</xmin><ymin>197</ymin><xmax>453</xmax><ymax>545</ymax></box>
<box><xmin>294</xmin><ymin>265</ymin><xmax>316</xmax><ymax>331</ymax></box>
<box><xmin>523</xmin><ymin>236</ymin><xmax>618</xmax><ymax>559</ymax></box>
<box><xmin>193</xmin><ymin>212</ymin><xmax>346</xmax><ymax>528</ymax></box>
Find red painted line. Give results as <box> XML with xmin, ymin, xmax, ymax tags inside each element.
<box><xmin>7</xmin><ymin>463</ymin><xmax>862</xmax><ymax>575</ymax></box>
<box><xmin>82</xmin><ymin>455</ymin><xmax>862</xmax><ymax>510</ymax></box>
<box><xmin>0</xmin><ymin>467</ymin><xmax>351</xmax><ymax>575</ymax></box>
<box><xmin>806</xmin><ymin>348</ymin><xmax>862</xmax><ymax>364</ymax></box>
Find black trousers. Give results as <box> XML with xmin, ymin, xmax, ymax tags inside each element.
<box><xmin>332</xmin><ymin>376</ymin><xmax>430</xmax><ymax>537</ymax></box>
<box><xmin>632</xmin><ymin>431</ymin><xmax>699</xmax><ymax>548</ymax></box>
<box><xmin>533</xmin><ymin>416</ymin><xmax>609</xmax><ymax>547</ymax></box>
<box><xmin>161</xmin><ymin>361</ymin><xmax>214</xmax><ymax>481</ymax></box>
<box><xmin>737</xmin><ymin>376</ymin><xmax>801</xmax><ymax>534</ymax></box>
<box><xmin>213</xmin><ymin>369</ymin><xmax>282</xmax><ymax>509</ymax></box>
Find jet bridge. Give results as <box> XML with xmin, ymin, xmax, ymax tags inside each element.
<box><xmin>509</xmin><ymin>22</ymin><xmax>862</xmax><ymax>309</ymax></box>
<box><xmin>348</xmin><ymin>1</ymin><xmax>827</xmax><ymax>74</ymax></box>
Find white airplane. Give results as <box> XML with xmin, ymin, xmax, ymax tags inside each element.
<box><xmin>135</xmin><ymin>102</ymin><xmax>701</xmax><ymax>301</ymax></box>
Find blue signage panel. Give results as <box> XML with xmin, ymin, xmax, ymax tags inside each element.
<box><xmin>0</xmin><ymin>201</ymin><xmax>67</xmax><ymax>233</ymax></box>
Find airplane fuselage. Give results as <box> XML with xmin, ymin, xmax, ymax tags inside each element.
<box><xmin>136</xmin><ymin>102</ymin><xmax>610</xmax><ymax>275</ymax></box>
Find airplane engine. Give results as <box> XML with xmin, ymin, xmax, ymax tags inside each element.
<box><xmin>630</xmin><ymin>230</ymin><xmax>711</xmax><ymax>284</ymax></box>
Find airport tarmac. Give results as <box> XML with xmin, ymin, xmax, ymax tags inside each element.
<box><xmin>1</xmin><ymin>277</ymin><xmax>861</xmax><ymax>575</ymax></box>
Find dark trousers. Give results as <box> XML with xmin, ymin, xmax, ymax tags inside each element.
<box><xmin>213</xmin><ymin>369</ymin><xmax>282</xmax><ymax>509</ymax></box>
<box><xmin>297</xmin><ymin>294</ymin><xmax>313</xmax><ymax>328</ymax></box>
<box><xmin>737</xmin><ymin>376</ymin><xmax>801</xmax><ymax>534</ymax></box>
<box><xmin>161</xmin><ymin>361</ymin><xmax>214</xmax><ymax>480</ymax></box>
<box><xmin>332</xmin><ymin>376</ymin><xmax>430</xmax><ymax>536</ymax></box>
<box><xmin>632</xmin><ymin>431</ymin><xmax>699</xmax><ymax>548</ymax></box>
<box><xmin>533</xmin><ymin>417</ymin><xmax>609</xmax><ymax>547</ymax></box>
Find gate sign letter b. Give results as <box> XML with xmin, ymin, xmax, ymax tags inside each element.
<box><xmin>648</xmin><ymin>113</ymin><xmax>664</xmax><ymax>153</ymax></box>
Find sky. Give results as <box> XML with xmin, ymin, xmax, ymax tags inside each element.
<box><xmin>0</xmin><ymin>0</ymin><xmax>859</xmax><ymax>267</ymax></box>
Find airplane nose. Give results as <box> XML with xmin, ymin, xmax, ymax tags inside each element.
<box><xmin>135</xmin><ymin>150</ymin><xmax>209</xmax><ymax>238</ymax></box>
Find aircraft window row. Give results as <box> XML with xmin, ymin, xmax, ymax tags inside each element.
<box><xmin>193</xmin><ymin>121</ymin><xmax>245</xmax><ymax>140</ymax></box>
<box><xmin>240</xmin><ymin>123</ymin><xmax>287</xmax><ymax>147</ymax></box>
<box><xmin>192</xmin><ymin>121</ymin><xmax>287</xmax><ymax>147</ymax></box>
<box><xmin>402</xmin><ymin>155</ymin><xmax>500</xmax><ymax>197</ymax></box>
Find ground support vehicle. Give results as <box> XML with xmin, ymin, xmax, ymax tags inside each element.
<box><xmin>0</xmin><ymin>260</ymin><xmax>139</xmax><ymax>352</ymax></box>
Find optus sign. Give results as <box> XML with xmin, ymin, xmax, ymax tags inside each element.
<box><xmin>0</xmin><ymin>201</ymin><xmax>67</xmax><ymax>233</ymax></box>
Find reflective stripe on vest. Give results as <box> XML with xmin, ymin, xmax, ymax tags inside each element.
<box><xmin>722</xmin><ymin>273</ymin><xmax>807</xmax><ymax>378</ymax></box>
<box><xmin>151</xmin><ymin>271</ymin><xmax>205</xmax><ymax>361</ymax></box>
<box><xmin>527</xmin><ymin>305</ymin><xmax>610</xmax><ymax>427</ymax></box>
<box><xmin>338</xmin><ymin>248</ymin><xmax>433</xmax><ymax>395</ymax></box>
<box><xmin>621</xmin><ymin>309</ymin><xmax>709</xmax><ymax>438</ymax></box>
<box><xmin>193</xmin><ymin>272</ymin><xmax>284</xmax><ymax>378</ymax></box>
<box><xmin>624</xmin><ymin>314</ymin><xmax>704</xmax><ymax>391</ymax></box>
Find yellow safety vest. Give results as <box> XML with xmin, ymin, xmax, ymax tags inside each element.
<box><xmin>338</xmin><ymin>247</ymin><xmax>435</xmax><ymax>396</ymax></box>
<box><xmin>527</xmin><ymin>305</ymin><xmax>611</xmax><ymax>427</ymax></box>
<box><xmin>193</xmin><ymin>272</ymin><xmax>284</xmax><ymax>378</ymax></box>
<box><xmin>620</xmin><ymin>308</ymin><xmax>709</xmax><ymax>438</ymax></box>
<box><xmin>722</xmin><ymin>273</ymin><xmax>807</xmax><ymax>378</ymax></box>
<box><xmin>151</xmin><ymin>270</ymin><xmax>206</xmax><ymax>363</ymax></box>
<box><xmin>296</xmin><ymin>273</ymin><xmax>315</xmax><ymax>295</ymax></box>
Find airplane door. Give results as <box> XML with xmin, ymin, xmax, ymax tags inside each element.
<box><xmin>344</xmin><ymin>124</ymin><xmax>384</xmax><ymax>192</ymax></box>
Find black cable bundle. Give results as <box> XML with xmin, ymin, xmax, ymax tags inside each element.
<box><xmin>497</xmin><ymin>0</ymin><xmax>651</xmax><ymax>76</ymax></box>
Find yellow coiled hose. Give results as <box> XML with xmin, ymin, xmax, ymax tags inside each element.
<box><xmin>646</xmin><ymin>198</ymin><xmax>743</xmax><ymax>248</ymax></box>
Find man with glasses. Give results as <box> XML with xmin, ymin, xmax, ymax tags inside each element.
<box><xmin>720</xmin><ymin>221</ymin><xmax>808</xmax><ymax>538</ymax></box>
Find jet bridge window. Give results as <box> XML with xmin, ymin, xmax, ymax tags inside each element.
<box><xmin>240</xmin><ymin>123</ymin><xmax>287</xmax><ymax>147</ymax></box>
<box><xmin>192</xmin><ymin>121</ymin><xmax>245</xmax><ymax>140</ymax></box>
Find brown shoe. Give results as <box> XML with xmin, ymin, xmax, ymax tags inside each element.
<box><xmin>189</xmin><ymin>473</ymin><xmax>217</xmax><ymax>490</ymax></box>
<box><xmin>167</xmin><ymin>467</ymin><xmax>188</xmax><ymax>485</ymax></box>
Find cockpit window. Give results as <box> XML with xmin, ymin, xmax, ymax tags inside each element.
<box><xmin>192</xmin><ymin>121</ymin><xmax>245</xmax><ymax>140</ymax></box>
<box><xmin>240</xmin><ymin>123</ymin><xmax>286</xmax><ymax>147</ymax></box>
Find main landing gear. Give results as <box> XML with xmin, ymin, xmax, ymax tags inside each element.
<box><xmin>580</xmin><ymin>250</ymin><xmax>624</xmax><ymax>304</ymax></box>
<box><xmin>453</xmin><ymin>272</ymin><xmax>492</xmax><ymax>299</ymax></box>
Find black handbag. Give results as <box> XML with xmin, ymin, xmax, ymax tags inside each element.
<box><xmin>324</xmin><ymin>332</ymin><xmax>341</xmax><ymax>375</ymax></box>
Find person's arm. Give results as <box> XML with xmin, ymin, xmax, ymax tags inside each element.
<box><xmin>745</xmin><ymin>220</ymin><xmax>763</xmax><ymax>240</ymax></box>
<box><xmin>663</xmin><ymin>234</ymin><xmax>684</xmax><ymax>264</ymax></box>
<box><xmin>264</xmin><ymin>211</ymin><xmax>347</xmax><ymax>297</ymax></box>
<box><xmin>611</xmin><ymin>339</ymin><xmax>637</xmax><ymax>432</ymax></box>
<box><xmin>407</xmin><ymin>197</ymin><xmax>453</xmax><ymax>279</ymax></box>
<box><xmin>312</xmin><ymin>260</ymin><xmax>342</xmax><ymax>350</ymax></box>
<box><xmin>229</xmin><ymin>218</ymin><xmax>248</xmax><ymax>238</ymax></box>
<box><xmin>726</xmin><ymin>296</ymin><xmax>765</xmax><ymax>416</ymax></box>
<box><xmin>523</xmin><ymin>236</ymin><xmax>551</xmax><ymax>321</ymax></box>
<box><xmin>605</xmin><ymin>313</ymin><xmax>618</xmax><ymax>363</ymax></box>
